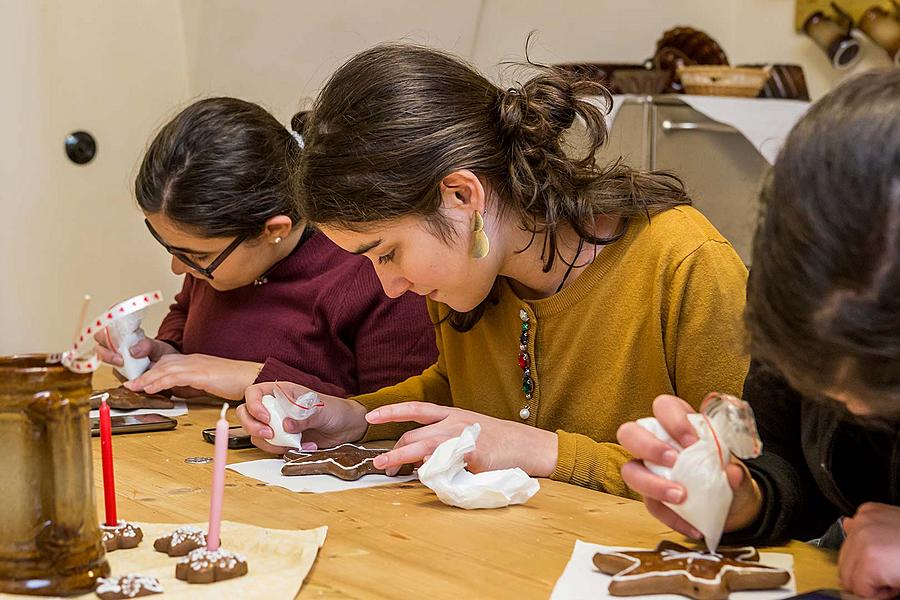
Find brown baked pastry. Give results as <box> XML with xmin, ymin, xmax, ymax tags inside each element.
<box><xmin>91</xmin><ymin>387</ymin><xmax>175</xmax><ymax>411</ymax></box>
<box><xmin>100</xmin><ymin>521</ymin><xmax>143</xmax><ymax>552</ymax></box>
<box><xmin>593</xmin><ymin>541</ymin><xmax>790</xmax><ymax>600</ymax></box>
<box><xmin>153</xmin><ymin>526</ymin><xmax>208</xmax><ymax>557</ymax></box>
<box><xmin>95</xmin><ymin>575</ymin><xmax>163</xmax><ymax>599</ymax></box>
<box><xmin>175</xmin><ymin>547</ymin><xmax>249</xmax><ymax>584</ymax></box>
<box><xmin>282</xmin><ymin>443</ymin><xmax>413</xmax><ymax>481</ymax></box>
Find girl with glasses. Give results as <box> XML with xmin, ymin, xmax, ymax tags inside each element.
<box><xmin>97</xmin><ymin>98</ymin><xmax>437</xmax><ymax>400</ymax></box>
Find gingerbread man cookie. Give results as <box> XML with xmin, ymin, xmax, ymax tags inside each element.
<box><xmin>175</xmin><ymin>547</ymin><xmax>249</xmax><ymax>584</ymax></box>
<box><xmin>91</xmin><ymin>387</ymin><xmax>174</xmax><ymax>411</ymax></box>
<box><xmin>593</xmin><ymin>541</ymin><xmax>790</xmax><ymax>600</ymax></box>
<box><xmin>153</xmin><ymin>525</ymin><xmax>208</xmax><ymax>556</ymax></box>
<box><xmin>95</xmin><ymin>575</ymin><xmax>162</xmax><ymax>599</ymax></box>
<box><xmin>100</xmin><ymin>521</ymin><xmax>143</xmax><ymax>552</ymax></box>
<box><xmin>282</xmin><ymin>443</ymin><xmax>412</xmax><ymax>480</ymax></box>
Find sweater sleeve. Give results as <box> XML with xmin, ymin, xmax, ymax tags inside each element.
<box><xmin>155</xmin><ymin>276</ymin><xmax>191</xmax><ymax>352</ymax></box>
<box><xmin>351</xmin><ymin>300</ymin><xmax>452</xmax><ymax>441</ymax></box>
<box><xmin>254</xmin><ymin>357</ymin><xmax>348</xmax><ymax>398</ymax></box>
<box><xmin>347</xmin><ymin>263</ymin><xmax>439</xmax><ymax>394</ymax></box>
<box><xmin>550</xmin><ymin>239</ymin><xmax>750</xmax><ymax>495</ymax></box>
<box><xmin>722</xmin><ymin>362</ymin><xmax>840</xmax><ymax>545</ymax></box>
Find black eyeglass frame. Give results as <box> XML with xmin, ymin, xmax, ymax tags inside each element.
<box><xmin>144</xmin><ymin>219</ymin><xmax>247</xmax><ymax>280</ymax></box>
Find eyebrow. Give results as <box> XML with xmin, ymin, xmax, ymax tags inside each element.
<box><xmin>167</xmin><ymin>243</ymin><xmax>209</xmax><ymax>255</ymax></box>
<box><xmin>351</xmin><ymin>239</ymin><xmax>383</xmax><ymax>255</ymax></box>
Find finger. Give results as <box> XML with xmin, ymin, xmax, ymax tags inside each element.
<box><xmin>372</xmin><ymin>439</ymin><xmax>439</xmax><ymax>470</ymax></box>
<box><xmin>300</xmin><ymin>441</ymin><xmax>318</xmax><ymax>451</ymax></box>
<box><xmin>249</xmin><ymin>435</ymin><xmax>289</xmax><ymax>455</ymax></box>
<box><xmin>391</xmin><ymin>423</ymin><xmax>445</xmax><ymax>449</ymax></box>
<box><xmin>129</xmin><ymin>338</ymin><xmax>156</xmax><ymax>359</ymax></box>
<box><xmin>242</xmin><ymin>385</ymin><xmax>274</xmax><ymax>423</ymax></box>
<box><xmin>725</xmin><ymin>462</ymin><xmax>746</xmax><ymax>491</ymax></box>
<box><xmin>621</xmin><ymin>460</ymin><xmax>687</xmax><ymax>505</ymax></box>
<box><xmin>366</xmin><ymin>402</ymin><xmax>452</xmax><ymax>426</ymax></box>
<box><xmin>653</xmin><ymin>395</ymin><xmax>699</xmax><ymax>447</ymax></box>
<box><xmin>838</xmin><ymin>536</ymin><xmax>860</xmax><ymax>595</ymax></box>
<box><xmin>236</xmin><ymin>404</ymin><xmax>274</xmax><ymax>439</ymax></box>
<box><xmin>96</xmin><ymin>345</ymin><xmax>124</xmax><ymax>367</ymax></box>
<box><xmin>644</xmin><ymin>498</ymin><xmax>703</xmax><ymax>539</ymax></box>
<box><xmin>617</xmin><ymin>421</ymin><xmax>679</xmax><ymax>466</ymax></box>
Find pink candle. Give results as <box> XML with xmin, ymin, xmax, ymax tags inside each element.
<box><xmin>206</xmin><ymin>403</ymin><xmax>229</xmax><ymax>551</ymax></box>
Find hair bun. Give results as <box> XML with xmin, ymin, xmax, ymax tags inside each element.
<box><xmin>496</xmin><ymin>72</ymin><xmax>581</xmax><ymax>148</ymax></box>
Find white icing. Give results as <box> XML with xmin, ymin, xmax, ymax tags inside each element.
<box><xmin>284</xmin><ymin>443</ymin><xmax>384</xmax><ymax>471</ymax></box>
<box><xmin>163</xmin><ymin>526</ymin><xmax>206</xmax><ymax>548</ymax></box>
<box><xmin>96</xmin><ymin>575</ymin><xmax>163</xmax><ymax>597</ymax></box>
<box><xmin>179</xmin><ymin>547</ymin><xmax>247</xmax><ymax>572</ymax></box>
<box><xmin>605</xmin><ymin>548</ymin><xmax>783</xmax><ymax>586</ymax></box>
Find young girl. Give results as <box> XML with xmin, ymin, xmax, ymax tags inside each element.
<box><xmin>98</xmin><ymin>97</ymin><xmax>436</xmax><ymax>400</ymax></box>
<box><xmin>237</xmin><ymin>44</ymin><xmax>749</xmax><ymax>496</ymax></box>
<box><xmin>617</xmin><ymin>70</ymin><xmax>900</xmax><ymax>597</ymax></box>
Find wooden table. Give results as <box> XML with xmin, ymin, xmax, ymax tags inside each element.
<box><xmin>92</xmin><ymin>371</ymin><xmax>838</xmax><ymax>598</ymax></box>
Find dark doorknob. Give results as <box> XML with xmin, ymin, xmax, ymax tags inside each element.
<box><xmin>65</xmin><ymin>131</ymin><xmax>97</xmax><ymax>165</ymax></box>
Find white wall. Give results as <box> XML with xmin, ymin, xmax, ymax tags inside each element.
<box><xmin>0</xmin><ymin>0</ymin><xmax>189</xmax><ymax>355</ymax></box>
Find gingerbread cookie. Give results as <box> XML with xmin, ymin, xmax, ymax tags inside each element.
<box><xmin>175</xmin><ymin>547</ymin><xmax>249</xmax><ymax>584</ymax></box>
<box><xmin>282</xmin><ymin>443</ymin><xmax>412</xmax><ymax>481</ymax></box>
<box><xmin>593</xmin><ymin>541</ymin><xmax>790</xmax><ymax>600</ymax></box>
<box><xmin>153</xmin><ymin>525</ymin><xmax>208</xmax><ymax>556</ymax></box>
<box><xmin>100</xmin><ymin>521</ymin><xmax>143</xmax><ymax>552</ymax></box>
<box><xmin>91</xmin><ymin>387</ymin><xmax>175</xmax><ymax>411</ymax></box>
<box><xmin>95</xmin><ymin>575</ymin><xmax>162</xmax><ymax>599</ymax></box>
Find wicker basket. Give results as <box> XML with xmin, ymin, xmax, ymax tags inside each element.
<box><xmin>677</xmin><ymin>65</ymin><xmax>772</xmax><ymax>97</ymax></box>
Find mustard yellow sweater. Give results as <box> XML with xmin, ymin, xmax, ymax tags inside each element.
<box><xmin>354</xmin><ymin>206</ymin><xmax>749</xmax><ymax>497</ymax></box>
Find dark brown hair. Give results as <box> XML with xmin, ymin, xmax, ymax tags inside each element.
<box><xmin>295</xmin><ymin>43</ymin><xmax>690</xmax><ymax>330</ymax></box>
<box><xmin>746</xmin><ymin>69</ymin><xmax>900</xmax><ymax>414</ymax></box>
<box><xmin>136</xmin><ymin>97</ymin><xmax>302</xmax><ymax>239</ymax></box>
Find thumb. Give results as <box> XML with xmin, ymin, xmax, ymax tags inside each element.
<box><xmin>726</xmin><ymin>461</ymin><xmax>746</xmax><ymax>491</ymax></box>
<box><xmin>129</xmin><ymin>338</ymin><xmax>156</xmax><ymax>359</ymax></box>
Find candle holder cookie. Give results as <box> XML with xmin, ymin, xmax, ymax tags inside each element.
<box><xmin>94</xmin><ymin>575</ymin><xmax>163</xmax><ymax>599</ymax></box>
<box><xmin>153</xmin><ymin>526</ymin><xmax>209</xmax><ymax>557</ymax></box>
<box><xmin>99</xmin><ymin>521</ymin><xmax>143</xmax><ymax>552</ymax></box>
<box><xmin>175</xmin><ymin>547</ymin><xmax>249</xmax><ymax>584</ymax></box>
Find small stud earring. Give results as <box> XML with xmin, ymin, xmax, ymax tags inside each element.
<box><xmin>274</xmin><ymin>237</ymin><xmax>283</xmax><ymax>244</ymax></box>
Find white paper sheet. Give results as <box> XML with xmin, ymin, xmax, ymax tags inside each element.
<box><xmin>226</xmin><ymin>458</ymin><xmax>417</xmax><ymax>493</ymax></box>
<box><xmin>550</xmin><ymin>540</ymin><xmax>795</xmax><ymax>600</ymax></box>
<box><xmin>89</xmin><ymin>400</ymin><xmax>188</xmax><ymax>419</ymax></box>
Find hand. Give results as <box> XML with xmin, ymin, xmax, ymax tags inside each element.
<box><xmin>236</xmin><ymin>381</ymin><xmax>368</xmax><ymax>455</ymax></box>
<box><xmin>839</xmin><ymin>503</ymin><xmax>900</xmax><ymax>599</ymax></box>
<box><xmin>365</xmin><ymin>402</ymin><xmax>559</xmax><ymax>477</ymax></box>
<box><xmin>617</xmin><ymin>394</ymin><xmax>763</xmax><ymax>540</ymax></box>
<box><xmin>95</xmin><ymin>328</ymin><xmax>178</xmax><ymax>368</ymax></box>
<box><xmin>124</xmin><ymin>353</ymin><xmax>262</xmax><ymax>400</ymax></box>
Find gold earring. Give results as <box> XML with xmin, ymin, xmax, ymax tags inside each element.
<box><xmin>471</xmin><ymin>211</ymin><xmax>490</xmax><ymax>259</ymax></box>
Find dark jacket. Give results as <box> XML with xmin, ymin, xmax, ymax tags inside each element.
<box><xmin>723</xmin><ymin>361</ymin><xmax>900</xmax><ymax>545</ymax></box>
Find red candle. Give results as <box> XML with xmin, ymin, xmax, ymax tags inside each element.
<box><xmin>99</xmin><ymin>396</ymin><xmax>118</xmax><ymax>525</ymax></box>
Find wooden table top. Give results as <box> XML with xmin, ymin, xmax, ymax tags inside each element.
<box><xmin>91</xmin><ymin>370</ymin><xmax>838</xmax><ymax>599</ymax></box>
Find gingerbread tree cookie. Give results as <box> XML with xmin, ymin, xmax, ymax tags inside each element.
<box><xmin>282</xmin><ymin>443</ymin><xmax>411</xmax><ymax>481</ymax></box>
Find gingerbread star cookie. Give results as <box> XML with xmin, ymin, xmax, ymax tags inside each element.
<box><xmin>91</xmin><ymin>387</ymin><xmax>175</xmax><ymax>411</ymax></box>
<box><xmin>175</xmin><ymin>547</ymin><xmax>249</xmax><ymax>584</ymax></box>
<box><xmin>100</xmin><ymin>521</ymin><xmax>143</xmax><ymax>552</ymax></box>
<box><xmin>153</xmin><ymin>526</ymin><xmax>208</xmax><ymax>557</ymax></box>
<box><xmin>282</xmin><ymin>443</ymin><xmax>412</xmax><ymax>481</ymax></box>
<box><xmin>95</xmin><ymin>575</ymin><xmax>163</xmax><ymax>599</ymax></box>
<box><xmin>593</xmin><ymin>541</ymin><xmax>790</xmax><ymax>600</ymax></box>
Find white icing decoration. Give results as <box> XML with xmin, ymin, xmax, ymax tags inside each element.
<box><xmin>606</xmin><ymin>547</ymin><xmax>784</xmax><ymax>586</ymax></box>
<box><xmin>284</xmin><ymin>443</ymin><xmax>385</xmax><ymax>471</ymax></box>
<box><xmin>178</xmin><ymin>547</ymin><xmax>247</xmax><ymax>572</ymax></box>
<box><xmin>96</xmin><ymin>575</ymin><xmax>163</xmax><ymax>597</ymax></box>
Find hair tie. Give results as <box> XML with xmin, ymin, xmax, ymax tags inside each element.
<box><xmin>290</xmin><ymin>129</ymin><xmax>305</xmax><ymax>149</ymax></box>
<box><xmin>506</xmin><ymin>87</ymin><xmax>520</xmax><ymax>96</ymax></box>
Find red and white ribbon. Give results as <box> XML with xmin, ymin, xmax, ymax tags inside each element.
<box><xmin>61</xmin><ymin>290</ymin><xmax>163</xmax><ymax>373</ymax></box>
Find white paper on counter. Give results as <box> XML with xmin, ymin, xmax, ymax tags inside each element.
<box><xmin>226</xmin><ymin>458</ymin><xmax>416</xmax><ymax>493</ymax></box>
<box><xmin>550</xmin><ymin>540</ymin><xmax>795</xmax><ymax>600</ymax></box>
<box><xmin>89</xmin><ymin>400</ymin><xmax>188</xmax><ymax>419</ymax></box>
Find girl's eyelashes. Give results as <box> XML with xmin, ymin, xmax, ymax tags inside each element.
<box><xmin>378</xmin><ymin>249</ymin><xmax>396</xmax><ymax>265</ymax></box>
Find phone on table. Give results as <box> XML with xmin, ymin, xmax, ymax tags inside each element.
<box><xmin>202</xmin><ymin>425</ymin><xmax>253</xmax><ymax>449</ymax></box>
<box><xmin>90</xmin><ymin>413</ymin><xmax>177</xmax><ymax>436</ymax></box>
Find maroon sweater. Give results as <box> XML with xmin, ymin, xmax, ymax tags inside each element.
<box><xmin>156</xmin><ymin>231</ymin><xmax>437</xmax><ymax>397</ymax></box>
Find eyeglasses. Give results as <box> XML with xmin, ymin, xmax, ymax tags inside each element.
<box><xmin>144</xmin><ymin>219</ymin><xmax>247</xmax><ymax>280</ymax></box>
